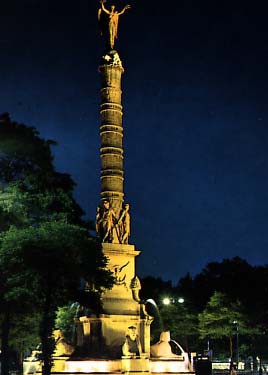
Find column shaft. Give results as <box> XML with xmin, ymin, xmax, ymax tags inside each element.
<box><xmin>99</xmin><ymin>63</ymin><xmax>124</xmax><ymax>215</ymax></box>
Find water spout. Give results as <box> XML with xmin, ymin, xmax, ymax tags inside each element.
<box><xmin>145</xmin><ymin>299</ymin><xmax>163</xmax><ymax>343</ymax></box>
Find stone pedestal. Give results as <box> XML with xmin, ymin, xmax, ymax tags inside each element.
<box><xmin>74</xmin><ymin>243</ymin><xmax>152</xmax><ymax>359</ymax></box>
<box><xmin>122</xmin><ymin>357</ymin><xmax>150</xmax><ymax>375</ymax></box>
<box><xmin>75</xmin><ymin>314</ymin><xmax>151</xmax><ymax>359</ymax></box>
<box><xmin>101</xmin><ymin>243</ymin><xmax>140</xmax><ymax>314</ymax></box>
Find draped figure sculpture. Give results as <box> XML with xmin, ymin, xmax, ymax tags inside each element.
<box><xmin>98</xmin><ymin>0</ymin><xmax>131</xmax><ymax>50</ymax></box>
<box><xmin>96</xmin><ymin>200</ymin><xmax>131</xmax><ymax>244</ymax></box>
<box><xmin>118</xmin><ymin>203</ymin><xmax>130</xmax><ymax>244</ymax></box>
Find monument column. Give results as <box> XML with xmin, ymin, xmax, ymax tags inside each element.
<box><xmin>75</xmin><ymin>1</ymin><xmax>152</xmax><ymax>361</ymax></box>
<box><xmin>97</xmin><ymin>49</ymin><xmax>142</xmax><ymax>315</ymax></box>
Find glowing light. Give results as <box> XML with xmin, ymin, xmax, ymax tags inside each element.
<box><xmin>178</xmin><ymin>298</ymin><xmax>184</xmax><ymax>304</ymax></box>
<box><xmin>65</xmin><ymin>360</ymin><xmax>121</xmax><ymax>373</ymax></box>
<box><xmin>163</xmin><ymin>297</ymin><xmax>171</xmax><ymax>305</ymax></box>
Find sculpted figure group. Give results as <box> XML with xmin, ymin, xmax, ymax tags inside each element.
<box><xmin>98</xmin><ymin>0</ymin><xmax>131</xmax><ymax>50</ymax></box>
<box><xmin>96</xmin><ymin>200</ymin><xmax>131</xmax><ymax>244</ymax></box>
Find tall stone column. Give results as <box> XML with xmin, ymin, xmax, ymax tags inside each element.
<box><xmin>99</xmin><ymin>51</ymin><xmax>124</xmax><ymax>217</ymax></box>
<box><xmin>73</xmin><ymin>4</ymin><xmax>152</xmax><ymax>363</ymax></box>
<box><xmin>97</xmin><ymin>51</ymin><xmax>142</xmax><ymax>315</ymax></box>
<box><xmin>96</xmin><ymin>51</ymin><xmax>131</xmax><ymax>245</ymax></box>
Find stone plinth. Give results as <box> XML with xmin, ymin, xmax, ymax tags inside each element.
<box><xmin>101</xmin><ymin>243</ymin><xmax>141</xmax><ymax>315</ymax></box>
<box><xmin>64</xmin><ymin>357</ymin><xmax>150</xmax><ymax>374</ymax></box>
<box><xmin>73</xmin><ymin>239</ymin><xmax>152</xmax><ymax>360</ymax></box>
<box><xmin>122</xmin><ymin>357</ymin><xmax>150</xmax><ymax>374</ymax></box>
<box><xmin>75</xmin><ymin>314</ymin><xmax>151</xmax><ymax>359</ymax></box>
<box><xmin>64</xmin><ymin>359</ymin><xmax>122</xmax><ymax>373</ymax></box>
<box><xmin>150</xmin><ymin>359</ymin><xmax>191</xmax><ymax>374</ymax></box>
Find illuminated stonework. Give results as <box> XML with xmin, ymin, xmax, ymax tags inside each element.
<box><xmin>25</xmin><ymin>3</ymin><xmax>195</xmax><ymax>374</ymax></box>
<box><xmin>66</xmin><ymin>49</ymin><xmax>153</xmax><ymax>361</ymax></box>
<box><xmin>96</xmin><ymin>51</ymin><xmax>131</xmax><ymax>245</ymax></box>
<box><xmin>99</xmin><ymin>51</ymin><xmax>124</xmax><ymax>212</ymax></box>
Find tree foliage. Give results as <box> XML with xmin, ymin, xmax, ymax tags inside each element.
<box><xmin>0</xmin><ymin>113</ymin><xmax>55</xmax><ymax>184</ymax></box>
<box><xmin>55</xmin><ymin>304</ymin><xmax>78</xmax><ymax>344</ymax></box>
<box><xmin>142</xmin><ymin>258</ymin><xmax>268</xmax><ymax>358</ymax></box>
<box><xmin>0</xmin><ymin>114</ymin><xmax>113</xmax><ymax>375</ymax></box>
<box><xmin>0</xmin><ymin>113</ymin><xmax>85</xmax><ymax>231</ymax></box>
<box><xmin>198</xmin><ymin>292</ymin><xmax>256</xmax><ymax>360</ymax></box>
<box><xmin>198</xmin><ymin>292</ymin><xmax>248</xmax><ymax>339</ymax></box>
<box><xmin>177</xmin><ymin>257</ymin><xmax>255</xmax><ymax>311</ymax></box>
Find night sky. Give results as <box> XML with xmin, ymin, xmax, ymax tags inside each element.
<box><xmin>1</xmin><ymin>0</ymin><xmax>268</xmax><ymax>283</ymax></box>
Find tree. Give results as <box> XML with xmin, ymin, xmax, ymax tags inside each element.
<box><xmin>9</xmin><ymin>313</ymin><xmax>41</xmax><ymax>373</ymax></box>
<box><xmin>177</xmin><ymin>258</ymin><xmax>268</xmax><ymax>359</ymax></box>
<box><xmin>0</xmin><ymin>113</ymin><xmax>54</xmax><ymax>185</ymax></box>
<box><xmin>198</xmin><ymin>292</ymin><xmax>252</xmax><ymax>360</ymax></box>
<box><xmin>0</xmin><ymin>230</ymin><xmax>39</xmax><ymax>375</ymax></box>
<box><xmin>177</xmin><ymin>257</ymin><xmax>255</xmax><ymax>312</ymax></box>
<box><xmin>55</xmin><ymin>304</ymin><xmax>78</xmax><ymax>344</ymax></box>
<box><xmin>0</xmin><ymin>114</ymin><xmax>114</xmax><ymax>375</ymax></box>
<box><xmin>0</xmin><ymin>113</ymin><xmax>85</xmax><ymax>231</ymax></box>
<box><xmin>0</xmin><ymin>222</ymin><xmax>113</xmax><ymax>375</ymax></box>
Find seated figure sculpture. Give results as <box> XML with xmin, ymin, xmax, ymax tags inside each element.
<box><xmin>122</xmin><ymin>326</ymin><xmax>142</xmax><ymax>358</ymax></box>
<box><xmin>150</xmin><ymin>331</ymin><xmax>180</xmax><ymax>358</ymax></box>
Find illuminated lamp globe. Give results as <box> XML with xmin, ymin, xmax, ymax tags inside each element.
<box><xmin>163</xmin><ymin>297</ymin><xmax>171</xmax><ymax>305</ymax></box>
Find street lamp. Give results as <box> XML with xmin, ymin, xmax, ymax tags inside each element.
<box><xmin>163</xmin><ymin>297</ymin><xmax>184</xmax><ymax>305</ymax></box>
<box><xmin>163</xmin><ymin>297</ymin><xmax>171</xmax><ymax>305</ymax></box>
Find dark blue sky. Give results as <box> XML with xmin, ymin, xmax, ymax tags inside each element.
<box><xmin>1</xmin><ymin>0</ymin><xmax>268</xmax><ymax>283</ymax></box>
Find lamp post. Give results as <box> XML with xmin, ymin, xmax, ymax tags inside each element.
<box><xmin>233</xmin><ymin>321</ymin><xmax>239</xmax><ymax>367</ymax></box>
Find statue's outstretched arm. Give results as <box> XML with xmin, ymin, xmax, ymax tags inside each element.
<box><xmin>100</xmin><ymin>0</ymin><xmax>110</xmax><ymax>14</ymax></box>
<box><xmin>118</xmin><ymin>5</ymin><xmax>131</xmax><ymax>15</ymax></box>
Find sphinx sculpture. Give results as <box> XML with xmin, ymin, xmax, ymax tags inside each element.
<box><xmin>150</xmin><ymin>331</ymin><xmax>181</xmax><ymax>358</ymax></box>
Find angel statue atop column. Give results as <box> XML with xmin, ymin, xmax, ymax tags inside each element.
<box><xmin>98</xmin><ymin>0</ymin><xmax>131</xmax><ymax>50</ymax></box>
